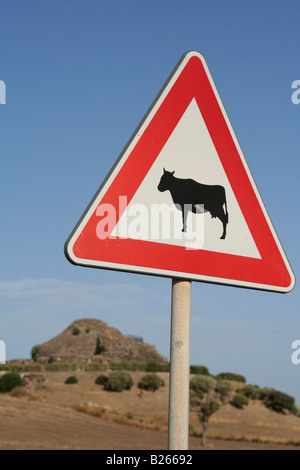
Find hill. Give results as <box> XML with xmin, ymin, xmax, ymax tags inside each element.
<box><xmin>32</xmin><ymin>318</ymin><xmax>168</xmax><ymax>364</ymax></box>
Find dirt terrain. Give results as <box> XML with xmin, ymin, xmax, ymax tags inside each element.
<box><xmin>1</xmin><ymin>369</ymin><xmax>300</xmax><ymax>450</ymax></box>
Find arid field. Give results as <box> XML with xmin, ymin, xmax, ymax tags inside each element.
<box><xmin>0</xmin><ymin>369</ymin><xmax>300</xmax><ymax>450</ymax></box>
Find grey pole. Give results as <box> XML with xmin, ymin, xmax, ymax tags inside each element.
<box><xmin>168</xmin><ymin>278</ymin><xmax>192</xmax><ymax>450</ymax></box>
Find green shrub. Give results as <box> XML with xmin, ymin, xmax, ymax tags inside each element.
<box><xmin>84</xmin><ymin>362</ymin><xmax>107</xmax><ymax>372</ymax></box>
<box><xmin>31</xmin><ymin>346</ymin><xmax>40</xmax><ymax>362</ymax></box>
<box><xmin>190</xmin><ymin>375</ymin><xmax>216</xmax><ymax>397</ymax></box>
<box><xmin>216</xmin><ymin>372</ymin><xmax>246</xmax><ymax>383</ymax></box>
<box><xmin>45</xmin><ymin>362</ymin><xmax>77</xmax><ymax>372</ymax></box>
<box><xmin>19</xmin><ymin>363</ymin><xmax>42</xmax><ymax>372</ymax></box>
<box><xmin>109</xmin><ymin>361</ymin><xmax>145</xmax><ymax>371</ymax></box>
<box><xmin>137</xmin><ymin>373</ymin><xmax>165</xmax><ymax>392</ymax></box>
<box><xmin>72</xmin><ymin>327</ymin><xmax>80</xmax><ymax>336</ymax></box>
<box><xmin>199</xmin><ymin>400</ymin><xmax>220</xmax><ymax>421</ymax></box>
<box><xmin>108</xmin><ymin>360</ymin><xmax>168</xmax><ymax>372</ymax></box>
<box><xmin>7</xmin><ymin>363</ymin><xmax>41</xmax><ymax>373</ymax></box>
<box><xmin>65</xmin><ymin>376</ymin><xmax>78</xmax><ymax>384</ymax></box>
<box><xmin>230</xmin><ymin>392</ymin><xmax>249</xmax><ymax>409</ymax></box>
<box><xmin>258</xmin><ymin>387</ymin><xmax>274</xmax><ymax>401</ymax></box>
<box><xmin>145</xmin><ymin>361</ymin><xmax>160</xmax><ymax>373</ymax></box>
<box><xmin>5</xmin><ymin>363</ymin><xmax>23</xmax><ymax>373</ymax></box>
<box><xmin>0</xmin><ymin>372</ymin><xmax>23</xmax><ymax>393</ymax></box>
<box><xmin>258</xmin><ymin>388</ymin><xmax>296</xmax><ymax>414</ymax></box>
<box><xmin>95</xmin><ymin>375</ymin><xmax>108</xmax><ymax>386</ymax></box>
<box><xmin>94</xmin><ymin>336</ymin><xmax>106</xmax><ymax>355</ymax></box>
<box><xmin>241</xmin><ymin>384</ymin><xmax>260</xmax><ymax>400</ymax></box>
<box><xmin>104</xmin><ymin>371</ymin><xmax>134</xmax><ymax>392</ymax></box>
<box><xmin>215</xmin><ymin>381</ymin><xmax>233</xmax><ymax>400</ymax></box>
<box><xmin>190</xmin><ymin>365</ymin><xmax>209</xmax><ymax>376</ymax></box>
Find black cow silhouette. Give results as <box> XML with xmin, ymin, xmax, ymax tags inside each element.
<box><xmin>157</xmin><ymin>169</ymin><xmax>229</xmax><ymax>239</ymax></box>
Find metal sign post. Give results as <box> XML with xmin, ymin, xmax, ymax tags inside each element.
<box><xmin>168</xmin><ymin>279</ymin><xmax>192</xmax><ymax>450</ymax></box>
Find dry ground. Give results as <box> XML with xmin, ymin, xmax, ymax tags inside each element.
<box><xmin>0</xmin><ymin>370</ymin><xmax>300</xmax><ymax>450</ymax></box>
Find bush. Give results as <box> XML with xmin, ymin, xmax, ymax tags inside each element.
<box><xmin>145</xmin><ymin>361</ymin><xmax>160</xmax><ymax>373</ymax></box>
<box><xmin>94</xmin><ymin>336</ymin><xmax>106</xmax><ymax>355</ymax></box>
<box><xmin>65</xmin><ymin>376</ymin><xmax>78</xmax><ymax>384</ymax></box>
<box><xmin>45</xmin><ymin>362</ymin><xmax>77</xmax><ymax>372</ymax></box>
<box><xmin>138</xmin><ymin>373</ymin><xmax>165</xmax><ymax>392</ymax></box>
<box><xmin>72</xmin><ymin>327</ymin><xmax>80</xmax><ymax>336</ymax></box>
<box><xmin>258</xmin><ymin>388</ymin><xmax>296</xmax><ymax>414</ymax></box>
<box><xmin>199</xmin><ymin>400</ymin><xmax>220</xmax><ymax>421</ymax></box>
<box><xmin>107</xmin><ymin>361</ymin><xmax>169</xmax><ymax>372</ymax></box>
<box><xmin>31</xmin><ymin>346</ymin><xmax>40</xmax><ymax>362</ymax></box>
<box><xmin>84</xmin><ymin>362</ymin><xmax>107</xmax><ymax>372</ymax></box>
<box><xmin>104</xmin><ymin>371</ymin><xmax>134</xmax><ymax>392</ymax></box>
<box><xmin>95</xmin><ymin>375</ymin><xmax>108</xmax><ymax>386</ymax></box>
<box><xmin>258</xmin><ymin>387</ymin><xmax>273</xmax><ymax>401</ymax></box>
<box><xmin>109</xmin><ymin>361</ymin><xmax>146</xmax><ymax>371</ymax></box>
<box><xmin>230</xmin><ymin>392</ymin><xmax>249</xmax><ymax>409</ymax></box>
<box><xmin>0</xmin><ymin>372</ymin><xmax>23</xmax><ymax>393</ymax></box>
<box><xmin>216</xmin><ymin>372</ymin><xmax>246</xmax><ymax>383</ymax></box>
<box><xmin>215</xmin><ymin>381</ymin><xmax>233</xmax><ymax>400</ymax></box>
<box><xmin>241</xmin><ymin>384</ymin><xmax>260</xmax><ymax>400</ymax></box>
<box><xmin>0</xmin><ymin>363</ymin><xmax>42</xmax><ymax>373</ymax></box>
<box><xmin>190</xmin><ymin>375</ymin><xmax>216</xmax><ymax>397</ymax></box>
<box><xmin>190</xmin><ymin>365</ymin><xmax>209</xmax><ymax>375</ymax></box>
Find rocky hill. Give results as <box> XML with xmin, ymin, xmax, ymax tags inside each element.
<box><xmin>32</xmin><ymin>318</ymin><xmax>168</xmax><ymax>364</ymax></box>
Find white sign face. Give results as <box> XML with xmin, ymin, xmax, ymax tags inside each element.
<box><xmin>113</xmin><ymin>99</ymin><xmax>260</xmax><ymax>258</ymax></box>
<box><xmin>65</xmin><ymin>51</ymin><xmax>295</xmax><ymax>293</ymax></box>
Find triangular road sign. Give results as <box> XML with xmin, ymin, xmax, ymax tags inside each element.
<box><xmin>65</xmin><ymin>51</ymin><xmax>295</xmax><ymax>293</ymax></box>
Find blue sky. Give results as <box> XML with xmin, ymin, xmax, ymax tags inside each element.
<box><xmin>1</xmin><ymin>1</ymin><xmax>300</xmax><ymax>403</ymax></box>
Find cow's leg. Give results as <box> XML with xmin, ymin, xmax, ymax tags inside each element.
<box><xmin>215</xmin><ymin>207</ymin><xmax>228</xmax><ymax>239</ymax></box>
<box><xmin>219</xmin><ymin>212</ymin><xmax>227</xmax><ymax>239</ymax></box>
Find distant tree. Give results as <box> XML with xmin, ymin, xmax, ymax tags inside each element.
<box><xmin>199</xmin><ymin>399</ymin><xmax>220</xmax><ymax>446</ymax></box>
<box><xmin>258</xmin><ymin>388</ymin><xmax>297</xmax><ymax>415</ymax></box>
<box><xmin>31</xmin><ymin>346</ymin><xmax>40</xmax><ymax>362</ymax></box>
<box><xmin>65</xmin><ymin>376</ymin><xmax>78</xmax><ymax>384</ymax></box>
<box><xmin>94</xmin><ymin>336</ymin><xmax>106</xmax><ymax>355</ymax></box>
<box><xmin>138</xmin><ymin>373</ymin><xmax>165</xmax><ymax>392</ymax></box>
<box><xmin>240</xmin><ymin>384</ymin><xmax>260</xmax><ymax>400</ymax></box>
<box><xmin>104</xmin><ymin>371</ymin><xmax>134</xmax><ymax>392</ymax></box>
<box><xmin>215</xmin><ymin>381</ymin><xmax>233</xmax><ymax>402</ymax></box>
<box><xmin>95</xmin><ymin>375</ymin><xmax>108</xmax><ymax>386</ymax></box>
<box><xmin>190</xmin><ymin>375</ymin><xmax>226</xmax><ymax>447</ymax></box>
<box><xmin>230</xmin><ymin>392</ymin><xmax>249</xmax><ymax>409</ymax></box>
<box><xmin>216</xmin><ymin>372</ymin><xmax>246</xmax><ymax>383</ymax></box>
<box><xmin>0</xmin><ymin>372</ymin><xmax>23</xmax><ymax>393</ymax></box>
<box><xmin>190</xmin><ymin>365</ymin><xmax>209</xmax><ymax>376</ymax></box>
<box><xmin>189</xmin><ymin>375</ymin><xmax>215</xmax><ymax>398</ymax></box>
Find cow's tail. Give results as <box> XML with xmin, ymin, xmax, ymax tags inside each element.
<box><xmin>224</xmin><ymin>191</ymin><xmax>228</xmax><ymax>223</ymax></box>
